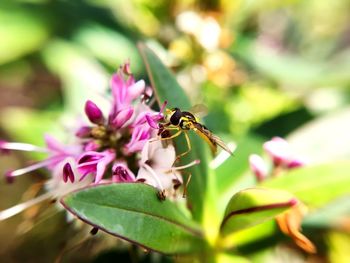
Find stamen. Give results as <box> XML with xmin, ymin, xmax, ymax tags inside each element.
<box><xmin>143</xmin><ymin>164</ymin><xmax>164</xmax><ymax>190</ymax></box>
<box><xmin>160</xmin><ymin>100</ymin><xmax>168</xmax><ymax>113</ymax></box>
<box><xmin>8</xmin><ymin>158</ymin><xmax>58</xmax><ymax>178</ymax></box>
<box><xmin>0</xmin><ymin>192</ymin><xmax>51</xmax><ymax>221</ymax></box>
<box><xmin>169</xmin><ymin>159</ymin><xmax>200</xmax><ymax>172</ymax></box>
<box><xmin>63</xmin><ymin>163</ymin><xmax>75</xmax><ymax>183</ymax></box>
<box><xmin>0</xmin><ymin>142</ymin><xmax>48</xmax><ymax>153</ymax></box>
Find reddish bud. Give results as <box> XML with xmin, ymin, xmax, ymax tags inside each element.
<box><xmin>85</xmin><ymin>100</ymin><xmax>104</xmax><ymax>125</ymax></box>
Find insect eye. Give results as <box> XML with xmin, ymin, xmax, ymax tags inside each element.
<box><xmin>170</xmin><ymin>109</ymin><xmax>182</xmax><ymax>125</ymax></box>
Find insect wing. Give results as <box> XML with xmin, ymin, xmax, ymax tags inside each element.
<box><xmin>189</xmin><ymin>104</ymin><xmax>208</xmax><ymax>118</ymax></box>
<box><xmin>192</xmin><ymin>122</ymin><xmax>217</xmax><ymax>154</ymax></box>
<box><xmin>193</xmin><ymin>122</ymin><xmax>233</xmax><ymax>155</ymax></box>
<box><xmin>210</xmin><ymin>133</ymin><xmax>233</xmax><ymax>155</ymax></box>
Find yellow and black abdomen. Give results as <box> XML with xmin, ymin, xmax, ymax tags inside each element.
<box><xmin>192</xmin><ymin>122</ymin><xmax>218</xmax><ymax>154</ymax></box>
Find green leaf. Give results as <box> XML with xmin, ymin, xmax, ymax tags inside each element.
<box><xmin>137</xmin><ymin>43</ymin><xmax>190</xmax><ymax>109</ymax></box>
<box><xmin>262</xmin><ymin>161</ymin><xmax>350</xmax><ymax>207</ymax></box>
<box><xmin>138</xmin><ymin>43</ymin><xmax>209</xmax><ymax>222</ymax></box>
<box><xmin>220</xmin><ymin>188</ymin><xmax>296</xmax><ymax>236</ymax></box>
<box><xmin>61</xmin><ymin>183</ymin><xmax>205</xmax><ymax>254</ymax></box>
<box><xmin>303</xmin><ymin>197</ymin><xmax>350</xmax><ymax>228</ymax></box>
<box><xmin>216</xmin><ymin>134</ymin><xmax>264</xmax><ymax>194</ymax></box>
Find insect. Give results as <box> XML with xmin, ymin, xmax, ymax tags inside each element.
<box><xmin>158</xmin><ymin>106</ymin><xmax>233</xmax><ymax>157</ymax></box>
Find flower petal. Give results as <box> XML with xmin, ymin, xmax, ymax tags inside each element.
<box><xmin>249</xmin><ymin>154</ymin><xmax>268</xmax><ymax>182</ymax></box>
<box><xmin>276</xmin><ymin>203</ymin><xmax>316</xmax><ymax>253</ymax></box>
<box><xmin>112</xmin><ymin>107</ymin><xmax>134</xmax><ymax>128</ymax></box>
<box><xmin>263</xmin><ymin>137</ymin><xmax>292</xmax><ymax>166</ymax></box>
<box><xmin>128</xmin><ymin>79</ymin><xmax>145</xmax><ymax>100</ymax></box>
<box><xmin>112</xmin><ymin>163</ymin><xmax>135</xmax><ymax>182</ymax></box>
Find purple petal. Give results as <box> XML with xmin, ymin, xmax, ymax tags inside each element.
<box><xmin>263</xmin><ymin>137</ymin><xmax>292</xmax><ymax>166</ymax></box>
<box><xmin>145</xmin><ymin>114</ymin><xmax>159</xmax><ymax>129</ymax></box>
<box><xmin>125</xmin><ymin>125</ymin><xmax>151</xmax><ymax>153</ymax></box>
<box><xmin>111</xmin><ymin>73</ymin><xmax>125</xmax><ymax>109</ymax></box>
<box><xmin>78</xmin><ymin>151</ymin><xmax>104</xmax><ymax>165</ymax></box>
<box><xmin>85</xmin><ymin>100</ymin><xmax>104</xmax><ymax>125</ymax></box>
<box><xmin>77</xmin><ymin>150</ymin><xmax>115</xmax><ymax>184</ymax></box>
<box><xmin>112</xmin><ymin>107</ymin><xmax>134</xmax><ymax>128</ymax></box>
<box><xmin>84</xmin><ymin>141</ymin><xmax>100</xmax><ymax>151</ymax></box>
<box><xmin>128</xmin><ymin>80</ymin><xmax>145</xmax><ymax>100</ymax></box>
<box><xmin>75</xmin><ymin>126</ymin><xmax>91</xmax><ymax>138</ymax></box>
<box><xmin>112</xmin><ymin>163</ymin><xmax>135</xmax><ymax>182</ymax></box>
<box><xmin>94</xmin><ymin>151</ymin><xmax>115</xmax><ymax>183</ymax></box>
<box><xmin>45</xmin><ymin>134</ymin><xmax>66</xmax><ymax>153</ymax></box>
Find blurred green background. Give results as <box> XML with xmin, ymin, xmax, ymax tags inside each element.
<box><xmin>1</xmin><ymin>0</ymin><xmax>350</xmax><ymax>262</ymax></box>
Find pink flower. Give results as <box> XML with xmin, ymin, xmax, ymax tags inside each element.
<box><xmin>263</xmin><ymin>137</ymin><xmax>307</xmax><ymax>168</ymax></box>
<box><xmin>109</xmin><ymin>69</ymin><xmax>145</xmax><ymax>120</ymax></box>
<box><xmin>111</xmin><ymin>107</ymin><xmax>134</xmax><ymax>129</ymax></box>
<box><xmin>0</xmin><ymin>143</ymin><xmax>92</xmax><ymax>220</ymax></box>
<box><xmin>0</xmin><ymin>61</ymin><xmax>196</xmax><ymax>221</ymax></box>
<box><xmin>77</xmin><ymin>150</ymin><xmax>116</xmax><ymax>183</ymax></box>
<box><xmin>112</xmin><ymin>162</ymin><xmax>136</xmax><ymax>182</ymax></box>
<box><xmin>124</xmin><ymin>104</ymin><xmax>164</xmax><ymax>154</ymax></box>
<box><xmin>249</xmin><ymin>137</ymin><xmax>308</xmax><ymax>182</ymax></box>
<box><xmin>1</xmin><ymin>135</ymin><xmax>81</xmax><ymax>183</ymax></box>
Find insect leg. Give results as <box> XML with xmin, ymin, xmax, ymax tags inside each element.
<box><xmin>174</xmin><ymin>130</ymin><xmax>192</xmax><ymax>162</ymax></box>
<box><xmin>181</xmin><ymin>171</ymin><xmax>192</xmax><ymax>198</ymax></box>
<box><xmin>159</xmin><ymin>128</ymin><xmax>183</xmax><ymax>141</ymax></box>
<box><xmin>149</xmin><ymin>127</ymin><xmax>182</xmax><ymax>143</ymax></box>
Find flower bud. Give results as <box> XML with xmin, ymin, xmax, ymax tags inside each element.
<box><xmin>263</xmin><ymin>137</ymin><xmax>292</xmax><ymax>167</ymax></box>
<box><xmin>84</xmin><ymin>100</ymin><xmax>104</xmax><ymax>125</ymax></box>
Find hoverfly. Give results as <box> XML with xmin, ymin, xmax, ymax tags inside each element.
<box><xmin>159</xmin><ymin>105</ymin><xmax>233</xmax><ymax>157</ymax></box>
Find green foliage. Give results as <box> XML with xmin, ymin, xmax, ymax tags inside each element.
<box><xmin>262</xmin><ymin>162</ymin><xmax>350</xmax><ymax>208</ymax></box>
<box><xmin>220</xmin><ymin>188</ymin><xmax>296</xmax><ymax>235</ymax></box>
<box><xmin>61</xmin><ymin>184</ymin><xmax>206</xmax><ymax>254</ymax></box>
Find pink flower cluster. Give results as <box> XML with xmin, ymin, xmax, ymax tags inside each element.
<box><xmin>249</xmin><ymin>137</ymin><xmax>307</xmax><ymax>182</ymax></box>
<box><xmin>0</xmin><ymin>62</ymin><xmax>195</xmax><ymax>220</ymax></box>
